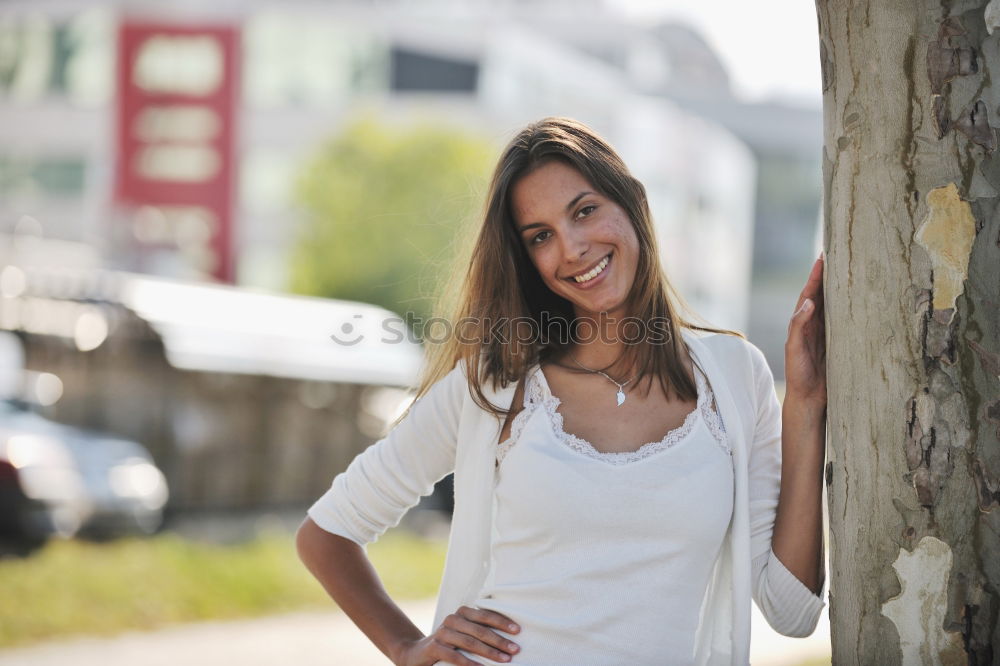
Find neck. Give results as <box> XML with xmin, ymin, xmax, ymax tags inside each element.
<box><xmin>569</xmin><ymin>342</ymin><xmax>630</xmax><ymax>374</ymax></box>
<box><xmin>566</xmin><ymin>308</ymin><xmax>638</xmax><ymax>375</ymax></box>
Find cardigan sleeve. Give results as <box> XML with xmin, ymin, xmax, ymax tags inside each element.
<box><xmin>307</xmin><ymin>361</ymin><xmax>468</xmax><ymax>546</ymax></box>
<box><xmin>745</xmin><ymin>342</ymin><xmax>826</xmax><ymax>637</ymax></box>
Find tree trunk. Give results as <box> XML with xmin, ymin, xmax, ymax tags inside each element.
<box><xmin>817</xmin><ymin>1</ymin><xmax>1000</xmax><ymax>663</ymax></box>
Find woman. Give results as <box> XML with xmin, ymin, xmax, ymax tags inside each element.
<box><xmin>297</xmin><ymin>117</ymin><xmax>827</xmax><ymax>665</ymax></box>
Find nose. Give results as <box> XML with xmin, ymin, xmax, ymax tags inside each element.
<box><xmin>560</xmin><ymin>226</ymin><xmax>590</xmax><ymax>264</ymax></box>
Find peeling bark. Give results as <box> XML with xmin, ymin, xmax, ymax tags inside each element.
<box><xmin>880</xmin><ymin>537</ymin><xmax>966</xmax><ymax>664</ymax></box>
<box><xmin>987</xmin><ymin>0</ymin><xmax>1000</xmax><ymax>34</ymax></box>
<box><xmin>915</xmin><ymin>183</ymin><xmax>977</xmax><ymax>317</ymax></box>
<box><xmin>927</xmin><ymin>21</ymin><xmax>979</xmax><ymax>96</ymax></box>
<box><xmin>817</xmin><ymin>0</ymin><xmax>1000</xmax><ymax>663</ymax></box>
<box><xmin>953</xmin><ymin>100</ymin><xmax>997</xmax><ymax>152</ymax></box>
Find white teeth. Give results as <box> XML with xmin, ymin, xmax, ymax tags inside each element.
<box><xmin>573</xmin><ymin>255</ymin><xmax>610</xmax><ymax>283</ymax></box>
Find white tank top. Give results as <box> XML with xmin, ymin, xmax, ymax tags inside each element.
<box><xmin>467</xmin><ymin>363</ymin><xmax>734</xmax><ymax>665</ymax></box>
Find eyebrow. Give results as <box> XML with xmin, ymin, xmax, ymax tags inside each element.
<box><xmin>517</xmin><ymin>191</ymin><xmax>594</xmax><ymax>233</ymax></box>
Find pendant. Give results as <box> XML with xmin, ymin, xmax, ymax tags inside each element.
<box><xmin>616</xmin><ymin>390</ymin><xmax>626</xmax><ymax>406</ymax></box>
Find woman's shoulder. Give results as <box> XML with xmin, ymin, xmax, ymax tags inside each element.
<box><xmin>433</xmin><ymin>355</ymin><xmax>523</xmax><ymax>415</ymax></box>
<box><xmin>415</xmin><ymin>358</ymin><xmax>471</xmax><ymax>408</ymax></box>
<box><xmin>686</xmin><ymin>329</ymin><xmax>760</xmax><ymax>359</ymax></box>
<box><xmin>685</xmin><ymin>329</ymin><xmax>771</xmax><ymax>388</ymax></box>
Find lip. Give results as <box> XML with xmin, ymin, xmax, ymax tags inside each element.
<box><xmin>564</xmin><ymin>252</ymin><xmax>612</xmax><ymax>289</ymax></box>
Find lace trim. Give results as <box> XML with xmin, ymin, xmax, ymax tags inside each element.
<box><xmin>496</xmin><ymin>367</ymin><xmax>546</xmax><ymax>466</ymax></box>
<box><xmin>497</xmin><ymin>364</ymin><xmax>731</xmax><ymax>466</ymax></box>
<box><xmin>496</xmin><ymin>406</ymin><xmax>531</xmax><ymax>465</ymax></box>
<box><xmin>693</xmin><ymin>364</ymin><xmax>731</xmax><ymax>456</ymax></box>
<box><xmin>542</xmin><ymin>382</ymin><xmax>695</xmax><ymax>465</ymax></box>
<box><xmin>543</xmin><ymin>366</ymin><xmax>726</xmax><ymax>464</ymax></box>
<box><xmin>701</xmin><ymin>393</ymin><xmax>731</xmax><ymax>455</ymax></box>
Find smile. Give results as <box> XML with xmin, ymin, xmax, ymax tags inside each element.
<box><xmin>569</xmin><ymin>253</ymin><xmax>611</xmax><ymax>284</ymax></box>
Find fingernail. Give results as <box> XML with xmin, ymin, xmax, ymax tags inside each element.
<box><xmin>509</xmin><ymin>643</ymin><xmax>520</xmax><ymax>653</ymax></box>
<box><xmin>803</xmin><ymin>299</ymin><xmax>813</xmax><ymax>311</ymax></box>
<box><xmin>509</xmin><ymin>623</ymin><xmax>519</xmax><ymax>632</ymax></box>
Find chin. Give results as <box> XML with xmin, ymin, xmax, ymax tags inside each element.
<box><xmin>573</xmin><ymin>299</ymin><xmax>628</xmax><ymax>319</ymax></box>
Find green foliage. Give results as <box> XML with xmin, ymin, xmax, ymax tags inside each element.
<box><xmin>288</xmin><ymin>117</ymin><xmax>495</xmax><ymax>322</ymax></box>
<box><xmin>0</xmin><ymin>528</ymin><xmax>446</xmax><ymax>648</ymax></box>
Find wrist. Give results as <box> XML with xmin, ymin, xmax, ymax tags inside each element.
<box><xmin>782</xmin><ymin>394</ymin><xmax>827</xmax><ymax>418</ymax></box>
<box><xmin>387</xmin><ymin>635</ymin><xmax>421</xmax><ymax>665</ymax></box>
<box><xmin>781</xmin><ymin>398</ymin><xmax>827</xmax><ymax>449</ymax></box>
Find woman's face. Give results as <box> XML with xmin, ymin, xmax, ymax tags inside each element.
<box><xmin>510</xmin><ymin>160</ymin><xmax>640</xmax><ymax>321</ymax></box>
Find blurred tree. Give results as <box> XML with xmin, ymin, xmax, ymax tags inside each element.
<box><xmin>289</xmin><ymin>117</ymin><xmax>494</xmax><ymax>325</ymax></box>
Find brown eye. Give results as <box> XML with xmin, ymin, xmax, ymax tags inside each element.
<box><xmin>531</xmin><ymin>230</ymin><xmax>552</xmax><ymax>244</ymax></box>
<box><xmin>576</xmin><ymin>205</ymin><xmax>597</xmax><ymax>219</ymax></box>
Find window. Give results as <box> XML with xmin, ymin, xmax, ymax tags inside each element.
<box><xmin>0</xmin><ymin>156</ymin><xmax>86</xmax><ymax>197</ymax></box>
<box><xmin>390</xmin><ymin>47</ymin><xmax>478</xmax><ymax>93</ymax></box>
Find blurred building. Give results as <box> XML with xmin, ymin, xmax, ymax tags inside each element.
<box><xmin>0</xmin><ymin>0</ymin><xmax>768</xmax><ymax>333</ymax></box>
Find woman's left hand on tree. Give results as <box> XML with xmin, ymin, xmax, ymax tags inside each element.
<box><xmin>784</xmin><ymin>254</ymin><xmax>827</xmax><ymax>411</ymax></box>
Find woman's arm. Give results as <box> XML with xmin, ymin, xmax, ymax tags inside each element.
<box><xmin>770</xmin><ymin>398</ymin><xmax>826</xmax><ymax>594</ymax></box>
<box><xmin>295</xmin><ymin>518</ymin><xmax>521</xmax><ymax>666</ymax></box>
<box><xmin>296</xmin><ymin>518</ymin><xmax>424</xmax><ymax>663</ymax></box>
<box><xmin>746</xmin><ymin>254</ymin><xmax>826</xmax><ymax>637</ymax></box>
<box><xmin>771</xmin><ymin>253</ymin><xmax>827</xmax><ymax>594</ymax></box>
<box><xmin>298</xmin><ymin>362</ymin><xmax>521</xmax><ymax>664</ymax></box>
<box><xmin>306</xmin><ymin>364</ymin><xmax>468</xmax><ymax>547</ymax></box>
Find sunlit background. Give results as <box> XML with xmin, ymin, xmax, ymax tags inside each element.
<box><xmin>0</xmin><ymin>1</ymin><xmax>829</xmax><ymax>664</ymax></box>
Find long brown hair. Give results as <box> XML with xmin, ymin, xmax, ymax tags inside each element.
<box><xmin>412</xmin><ymin>117</ymin><xmax>742</xmax><ymax>419</ymax></box>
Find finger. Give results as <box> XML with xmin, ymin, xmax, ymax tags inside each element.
<box><xmin>443</xmin><ymin>615</ymin><xmax>520</xmax><ymax>655</ymax></box>
<box><xmin>794</xmin><ymin>298</ymin><xmax>814</xmax><ymax>319</ymax></box>
<box><xmin>788</xmin><ymin>298</ymin><xmax>815</xmax><ymax>337</ymax></box>
<box><xmin>812</xmin><ymin>288</ymin><xmax>825</xmax><ymax>313</ymax></box>
<box><xmin>812</xmin><ymin>260</ymin><xmax>826</xmax><ymax>308</ymax></box>
<box><xmin>457</xmin><ymin>607</ymin><xmax>521</xmax><ymax>634</ymax></box>
<box><xmin>797</xmin><ymin>258</ymin><xmax>824</xmax><ymax>307</ymax></box>
<box><xmin>795</xmin><ymin>286</ymin><xmax>822</xmax><ymax>320</ymax></box>
<box><xmin>436</xmin><ymin>628</ymin><xmax>515</xmax><ymax>663</ymax></box>
<box><xmin>430</xmin><ymin>639</ymin><xmax>483</xmax><ymax>666</ymax></box>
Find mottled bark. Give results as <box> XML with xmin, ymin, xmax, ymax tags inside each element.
<box><xmin>816</xmin><ymin>0</ymin><xmax>1000</xmax><ymax>663</ymax></box>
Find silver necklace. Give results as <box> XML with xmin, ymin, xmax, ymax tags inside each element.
<box><xmin>569</xmin><ymin>354</ymin><xmax>637</xmax><ymax>407</ymax></box>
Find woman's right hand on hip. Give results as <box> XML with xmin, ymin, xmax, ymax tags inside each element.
<box><xmin>394</xmin><ymin>606</ymin><xmax>521</xmax><ymax>665</ymax></box>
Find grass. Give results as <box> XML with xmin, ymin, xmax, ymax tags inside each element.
<box><xmin>0</xmin><ymin>527</ymin><xmax>447</xmax><ymax>649</ymax></box>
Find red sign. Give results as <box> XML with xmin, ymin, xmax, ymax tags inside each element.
<box><xmin>114</xmin><ymin>21</ymin><xmax>239</xmax><ymax>283</ymax></box>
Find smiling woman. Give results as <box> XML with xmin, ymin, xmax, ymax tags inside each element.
<box><xmin>297</xmin><ymin>117</ymin><xmax>829</xmax><ymax>666</ymax></box>
<box><xmin>417</xmin><ymin>117</ymin><xmax>723</xmax><ymax>415</ymax></box>
<box><xmin>512</xmin><ymin>160</ymin><xmax>639</xmax><ymax>323</ymax></box>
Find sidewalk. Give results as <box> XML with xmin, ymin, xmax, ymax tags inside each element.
<box><xmin>0</xmin><ymin>601</ymin><xmax>439</xmax><ymax>666</ymax></box>
<box><xmin>0</xmin><ymin>599</ymin><xmax>830</xmax><ymax>665</ymax></box>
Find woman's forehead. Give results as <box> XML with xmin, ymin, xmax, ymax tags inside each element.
<box><xmin>510</xmin><ymin>161</ymin><xmax>597</xmax><ymax>222</ymax></box>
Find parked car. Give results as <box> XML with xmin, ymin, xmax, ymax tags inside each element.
<box><xmin>0</xmin><ymin>413</ymin><xmax>84</xmax><ymax>555</ymax></box>
<box><xmin>0</xmin><ymin>399</ymin><xmax>169</xmax><ymax>554</ymax></box>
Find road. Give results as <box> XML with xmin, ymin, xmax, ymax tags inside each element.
<box><xmin>0</xmin><ymin>600</ymin><xmax>830</xmax><ymax>665</ymax></box>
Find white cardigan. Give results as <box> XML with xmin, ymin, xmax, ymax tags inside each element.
<box><xmin>307</xmin><ymin>328</ymin><xmax>826</xmax><ymax>665</ymax></box>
